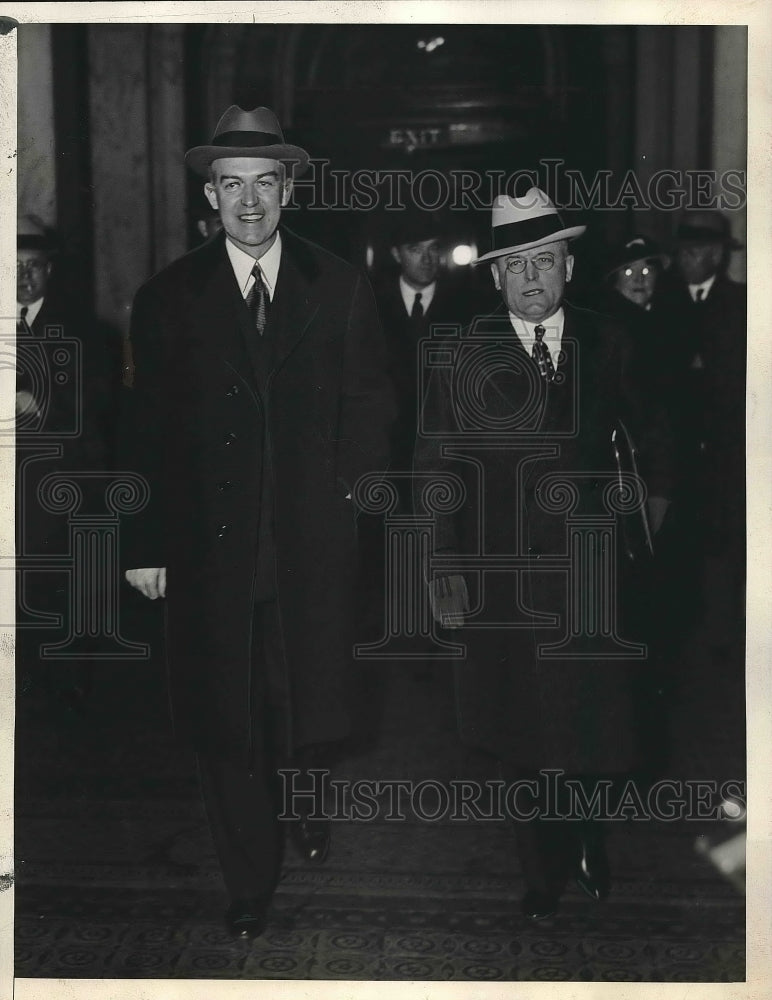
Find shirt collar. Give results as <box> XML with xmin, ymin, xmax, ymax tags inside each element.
<box><xmin>225</xmin><ymin>230</ymin><xmax>282</xmax><ymax>300</ymax></box>
<box><xmin>399</xmin><ymin>276</ymin><xmax>436</xmax><ymax>314</ymax></box>
<box><xmin>508</xmin><ymin>307</ymin><xmax>565</xmax><ymax>352</ymax></box>
<box><xmin>688</xmin><ymin>273</ymin><xmax>716</xmax><ymax>302</ymax></box>
<box><xmin>17</xmin><ymin>297</ymin><xmax>44</xmax><ymax>325</ymax></box>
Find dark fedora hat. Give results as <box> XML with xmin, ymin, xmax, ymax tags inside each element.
<box><xmin>604</xmin><ymin>234</ymin><xmax>668</xmax><ymax>280</ymax></box>
<box><xmin>17</xmin><ymin>213</ymin><xmax>57</xmax><ymax>254</ymax></box>
<box><xmin>185</xmin><ymin>105</ymin><xmax>310</xmax><ymax>177</ymax></box>
<box><xmin>389</xmin><ymin>209</ymin><xmax>445</xmax><ymax>248</ymax></box>
<box><xmin>675</xmin><ymin>210</ymin><xmax>743</xmax><ymax>249</ymax></box>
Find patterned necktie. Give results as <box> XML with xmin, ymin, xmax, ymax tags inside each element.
<box><xmin>246</xmin><ymin>263</ymin><xmax>269</xmax><ymax>336</ymax></box>
<box><xmin>695</xmin><ymin>287</ymin><xmax>705</xmax><ymax>303</ymax></box>
<box><xmin>410</xmin><ymin>291</ymin><xmax>424</xmax><ymax>322</ymax></box>
<box><xmin>532</xmin><ymin>324</ymin><xmax>556</xmax><ymax>382</ymax></box>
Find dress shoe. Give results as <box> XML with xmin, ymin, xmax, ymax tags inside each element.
<box><xmin>288</xmin><ymin>815</ymin><xmax>330</xmax><ymax>864</ymax></box>
<box><xmin>574</xmin><ymin>825</ymin><xmax>611</xmax><ymax>901</ymax></box>
<box><xmin>521</xmin><ymin>889</ymin><xmax>559</xmax><ymax>921</ymax></box>
<box><xmin>225</xmin><ymin>898</ymin><xmax>268</xmax><ymax>939</ymax></box>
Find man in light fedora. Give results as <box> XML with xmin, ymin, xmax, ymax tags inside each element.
<box><xmin>118</xmin><ymin>106</ymin><xmax>395</xmax><ymax>938</ymax></box>
<box><xmin>414</xmin><ymin>187</ymin><xmax>671</xmax><ymax>921</ymax></box>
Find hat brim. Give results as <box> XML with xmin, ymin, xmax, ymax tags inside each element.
<box><xmin>604</xmin><ymin>252</ymin><xmax>670</xmax><ymax>280</ymax></box>
<box><xmin>185</xmin><ymin>143</ymin><xmax>310</xmax><ymax>177</ymax></box>
<box><xmin>473</xmin><ymin>225</ymin><xmax>586</xmax><ymax>265</ymax></box>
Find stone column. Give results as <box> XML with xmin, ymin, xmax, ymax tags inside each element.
<box><xmin>712</xmin><ymin>26</ymin><xmax>747</xmax><ymax>282</ymax></box>
<box><xmin>87</xmin><ymin>24</ymin><xmax>187</xmax><ymax>338</ymax></box>
<box><xmin>17</xmin><ymin>23</ymin><xmax>56</xmax><ymax>224</ymax></box>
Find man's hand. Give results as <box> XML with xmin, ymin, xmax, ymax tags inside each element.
<box><xmin>126</xmin><ymin>567</ymin><xmax>167</xmax><ymax>600</ymax></box>
<box><xmin>16</xmin><ymin>390</ymin><xmax>40</xmax><ymax>417</ymax></box>
<box><xmin>429</xmin><ymin>574</ymin><xmax>469</xmax><ymax>629</ymax></box>
<box><xmin>647</xmin><ymin>496</ymin><xmax>670</xmax><ymax>536</ymax></box>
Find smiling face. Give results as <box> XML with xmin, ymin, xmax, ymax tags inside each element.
<box><xmin>490</xmin><ymin>240</ymin><xmax>573</xmax><ymax>323</ymax></box>
<box><xmin>17</xmin><ymin>249</ymin><xmax>52</xmax><ymax>305</ymax></box>
<box><xmin>613</xmin><ymin>258</ymin><xmax>659</xmax><ymax>309</ymax></box>
<box><xmin>205</xmin><ymin>157</ymin><xmax>291</xmax><ymax>258</ymax></box>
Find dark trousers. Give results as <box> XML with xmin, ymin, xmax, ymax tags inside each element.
<box><xmin>197</xmin><ymin>601</ymin><xmax>326</xmax><ymax>902</ymax></box>
<box><xmin>503</xmin><ymin>766</ymin><xmax>612</xmax><ymax>895</ymax></box>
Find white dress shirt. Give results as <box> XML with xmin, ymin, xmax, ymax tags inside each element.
<box><xmin>399</xmin><ymin>276</ymin><xmax>436</xmax><ymax>316</ymax></box>
<box><xmin>507</xmin><ymin>307</ymin><xmax>566</xmax><ymax>364</ymax></box>
<box><xmin>688</xmin><ymin>274</ymin><xmax>716</xmax><ymax>303</ymax></box>
<box><xmin>225</xmin><ymin>231</ymin><xmax>282</xmax><ymax>302</ymax></box>
<box><xmin>17</xmin><ymin>297</ymin><xmax>44</xmax><ymax>326</ymax></box>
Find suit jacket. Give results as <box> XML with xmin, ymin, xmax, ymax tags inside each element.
<box><xmin>653</xmin><ymin>270</ymin><xmax>746</xmax><ymax>542</ymax></box>
<box><xmin>413</xmin><ymin>301</ymin><xmax>671</xmax><ymax>772</ymax></box>
<box><xmin>118</xmin><ymin>228</ymin><xmax>396</xmax><ymax>760</ymax></box>
<box><xmin>16</xmin><ymin>291</ymin><xmax>117</xmax><ymax>557</ymax></box>
<box><xmin>375</xmin><ymin>272</ymin><xmax>493</xmax><ymax>474</ymax></box>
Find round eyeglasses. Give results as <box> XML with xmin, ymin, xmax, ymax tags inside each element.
<box><xmin>504</xmin><ymin>253</ymin><xmax>556</xmax><ymax>274</ymax></box>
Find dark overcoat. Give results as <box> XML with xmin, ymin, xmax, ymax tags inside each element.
<box><xmin>413</xmin><ymin>302</ymin><xmax>671</xmax><ymax>774</ymax></box>
<box><xmin>118</xmin><ymin>228</ymin><xmax>395</xmax><ymax>761</ymax></box>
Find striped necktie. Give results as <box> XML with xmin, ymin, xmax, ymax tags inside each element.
<box><xmin>246</xmin><ymin>263</ymin><xmax>269</xmax><ymax>336</ymax></box>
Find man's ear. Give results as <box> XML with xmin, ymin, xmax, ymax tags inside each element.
<box><xmin>281</xmin><ymin>179</ymin><xmax>293</xmax><ymax>208</ymax></box>
<box><xmin>204</xmin><ymin>183</ymin><xmax>218</xmax><ymax>211</ymax></box>
<box><xmin>564</xmin><ymin>254</ymin><xmax>575</xmax><ymax>283</ymax></box>
<box><xmin>390</xmin><ymin>247</ymin><xmax>401</xmax><ymax>266</ymax></box>
<box><xmin>490</xmin><ymin>262</ymin><xmax>501</xmax><ymax>292</ymax></box>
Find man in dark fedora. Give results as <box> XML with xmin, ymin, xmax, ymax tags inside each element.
<box><xmin>375</xmin><ymin>211</ymin><xmax>488</xmax><ymax>508</ymax></box>
<box><xmin>118</xmin><ymin>106</ymin><xmax>395</xmax><ymax>938</ymax></box>
<box><xmin>414</xmin><ymin>187</ymin><xmax>671</xmax><ymax>921</ymax></box>
<box><xmin>654</xmin><ymin>209</ymin><xmax>746</xmax><ymax>658</ymax></box>
<box><xmin>15</xmin><ymin>215</ymin><xmax>117</xmax><ymax>706</ymax></box>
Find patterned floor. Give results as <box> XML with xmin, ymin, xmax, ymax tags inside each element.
<box><xmin>13</xmin><ymin>599</ymin><xmax>746</xmax><ymax>982</ymax></box>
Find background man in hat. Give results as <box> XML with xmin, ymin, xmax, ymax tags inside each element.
<box><xmin>654</xmin><ymin>210</ymin><xmax>746</xmax><ymax>659</ymax></box>
<box><xmin>414</xmin><ymin>187</ymin><xmax>671</xmax><ymax>921</ymax></box>
<box><xmin>118</xmin><ymin>106</ymin><xmax>395</xmax><ymax>938</ymax></box>
<box><xmin>375</xmin><ymin>212</ymin><xmax>489</xmax><ymax>509</ymax></box>
<box><xmin>16</xmin><ymin>214</ymin><xmax>118</xmax><ymax>707</ymax></box>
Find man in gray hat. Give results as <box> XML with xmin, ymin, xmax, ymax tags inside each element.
<box><xmin>118</xmin><ymin>106</ymin><xmax>395</xmax><ymax>938</ymax></box>
<box><xmin>414</xmin><ymin>187</ymin><xmax>671</xmax><ymax>921</ymax></box>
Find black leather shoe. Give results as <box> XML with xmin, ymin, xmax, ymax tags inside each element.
<box><xmin>225</xmin><ymin>898</ymin><xmax>268</xmax><ymax>939</ymax></box>
<box><xmin>288</xmin><ymin>816</ymin><xmax>330</xmax><ymax>864</ymax></box>
<box><xmin>521</xmin><ymin>889</ymin><xmax>559</xmax><ymax>921</ymax></box>
<box><xmin>575</xmin><ymin>826</ymin><xmax>611</xmax><ymax>901</ymax></box>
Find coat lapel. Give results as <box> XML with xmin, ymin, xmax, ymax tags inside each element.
<box><xmin>268</xmin><ymin>228</ymin><xmax>321</xmax><ymax>372</ymax></box>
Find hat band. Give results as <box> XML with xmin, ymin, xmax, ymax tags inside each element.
<box><xmin>493</xmin><ymin>212</ymin><xmax>567</xmax><ymax>252</ymax></box>
<box><xmin>676</xmin><ymin>224</ymin><xmax>728</xmax><ymax>243</ymax></box>
<box><xmin>212</xmin><ymin>130</ymin><xmax>286</xmax><ymax>149</ymax></box>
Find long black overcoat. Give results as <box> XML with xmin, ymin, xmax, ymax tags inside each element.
<box><xmin>119</xmin><ymin>229</ymin><xmax>395</xmax><ymax>761</ymax></box>
<box><xmin>414</xmin><ymin>303</ymin><xmax>671</xmax><ymax>774</ymax></box>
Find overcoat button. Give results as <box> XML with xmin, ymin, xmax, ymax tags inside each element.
<box><xmin>217</xmin><ymin>481</ymin><xmax>233</xmax><ymax>492</ymax></box>
<box><xmin>216</xmin><ymin>524</ymin><xmax>230</xmax><ymax>538</ymax></box>
<box><xmin>224</xmin><ymin>431</ymin><xmax>238</xmax><ymax>445</ymax></box>
<box><xmin>225</xmin><ymin>385</ymin><xmax>240</xmax><ymax>397</ymax></box>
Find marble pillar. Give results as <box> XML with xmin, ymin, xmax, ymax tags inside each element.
<box><xmin>712</xmin><ymin>27</ymin><xmax>747</xmax><ymax>282</ymax></box>
<box><xmin>17</xmin><ymin>23</ymin><xmax>56</xmax><ymax>225</ymax></box>
<box><xmin>87</xmin><ymin>24</ymin><xmax>186</xmax><ymax>338</ymax></box>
